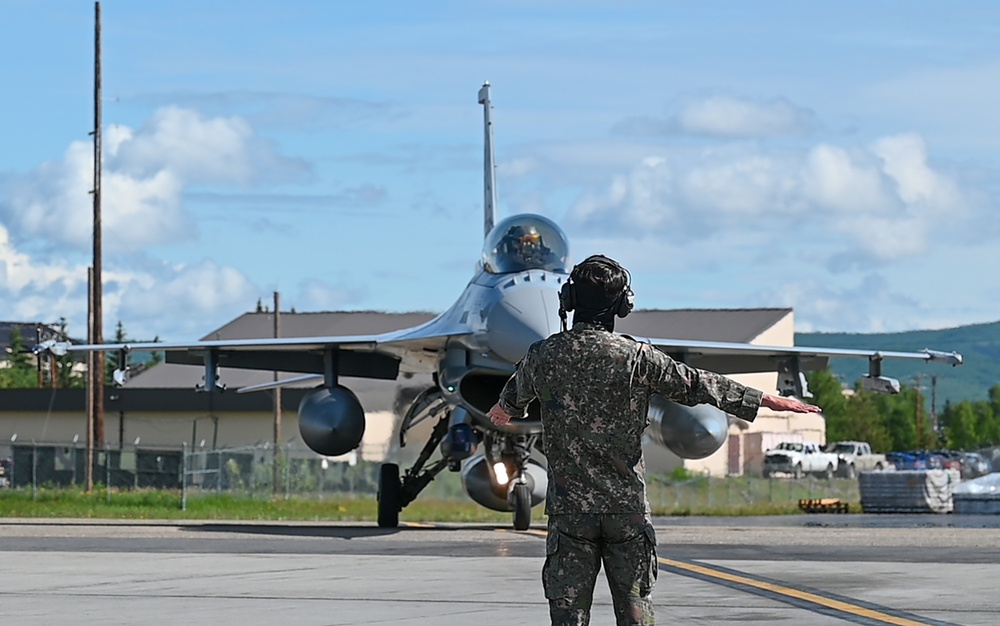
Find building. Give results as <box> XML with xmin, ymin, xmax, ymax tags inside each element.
<box><xmin>0</xmin><ymin>309</ymin><xmax>825</xmax><ymax>475</ymax></box>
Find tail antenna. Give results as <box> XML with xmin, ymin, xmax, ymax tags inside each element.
<box><xmin>478</xmin><ymin>81</ymin><xmax>498</xmax><ymax>239</ymax></box>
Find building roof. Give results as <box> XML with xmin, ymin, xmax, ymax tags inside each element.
<box><xmin>199</xmin><ymin>311</ymin><xmax>439</xmax><ymax>342</ymax></box>
<box><xmin>617</xmin><ymin>308</ymin><xmax>791</xmax><ymax>344</ymax></box>
<box><xmin>125</xmin><ymin>308</ymin><xmax>792</xmax><ymax>391</ymax></box>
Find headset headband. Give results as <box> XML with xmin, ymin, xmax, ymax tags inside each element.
<box><xmin>558</xmin><ymin>255</ymin><xmax>634</xmax><ymax>330</ymax></box>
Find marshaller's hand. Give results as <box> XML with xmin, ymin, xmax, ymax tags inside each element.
<box><xmin>488</xmin><ymin>403</ymin><xmax>513</xmax><ymax>426</ymax></box>
<box><xmin>761</xmin><ymin>394</ymin><xmax>822</xmax><ymax>414</ymax></box>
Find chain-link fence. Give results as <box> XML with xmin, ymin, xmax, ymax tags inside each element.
<box><xmin>647</xmin><ymin>472</ymin><xmax>860</xmax><ymax>514</ymax></box>
<box><xmin>1</xmin><ymin>443</ymin><xmax>183</xmax><ymax>491</ymax></box>
<box><xmin>1</xmin><ymin>441</ymin><xmax>862</xmax><ymax>514</ymax></box>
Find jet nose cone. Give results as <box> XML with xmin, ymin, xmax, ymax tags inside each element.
<box><xmin>486</xmin><ymin>285</ymin><xmax>561</xmax><ymax>363</ymax></box>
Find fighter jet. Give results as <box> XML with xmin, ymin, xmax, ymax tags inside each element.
<box><xmin>38</xmin><ymin>83</ymin><xmax>963</xmax><ymax>530</ymax></box>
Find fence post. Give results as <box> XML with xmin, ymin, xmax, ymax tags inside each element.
<box><xmin>31</xmin><ymin>443</ymin><xmax>37</xmax><ymax>502</ymax></box>
<box><xmin>216</xmin><ymin>450</ymin><xmax>222</xmax><ymax>495</ymax></box>
<box><xmin>181</xmin><ymin>442</ymin><xmax>188</xmax><ymax>511</ymax></box>
<box><xmin>285</xmin><ymin>443</ymin><xmax>292</xmax><ymax>499</ymax></box>
<box><xmin>318</xmin><ymin>458</ymin><xmax>324</xmax><ymax>500</ymax></box>
<box><xmin>106</xmin><ymin>446</ymin><xmax>111</xmax><ymax>505</ymax></box>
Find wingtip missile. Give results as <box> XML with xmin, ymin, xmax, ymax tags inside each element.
<box><xmin>32</xmin><ymin>339</ymin><xmax>68</xmax><ymax>357</ymax></box>
<box><xmin>921</xmin><ymin>349</ymin><xmax>963</xmax><ymax>366</ymax></box>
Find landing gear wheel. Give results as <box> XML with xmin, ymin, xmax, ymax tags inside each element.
<box><xmin>845</xmin><ymin>464</ymin><xmax>857</xmax><ymax>480</ymax></box>
<box><xmin>377</xmin><ymin>463</ymin><xmax>401</xmax><ymax>528</ymax></box>
<box><xmin>824</xmin><ymin>464</ymin><xmax>834</xmax><ymax>480</ymax></box>
<box><xmin>793</xmin><ymin>463</ymin><xmax>804</xmax><ymax>479</ymax></box>
<box><xmin>512</xmin><ymin>483</ymin><xmax>531</xmax><ymax>531</ymax></box>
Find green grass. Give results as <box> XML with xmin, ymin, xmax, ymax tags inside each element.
<box><xmin>0</xmin><ymin>476</ymin><xmax>861</xmax><ymax>521</ymax></box>
<box><xmin>0</xmin><ymin>487</ymin><xmax>519</xmax><ymax>522</ymax></box>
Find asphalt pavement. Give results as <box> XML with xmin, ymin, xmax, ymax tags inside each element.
<box><xmin>0</xmin><ymin>515</ymin><xmax>998</xmax><ymax>625</ymax></box>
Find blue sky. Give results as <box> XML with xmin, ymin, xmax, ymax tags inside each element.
<box><xmin>1</xmin><ymin>1</ymin><xmax>999</xmax><ymax>341</ymax></box>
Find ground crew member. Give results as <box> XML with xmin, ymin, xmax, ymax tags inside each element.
<box><xmin>488</xmin><ymin>254</ymin><xmax>820</xmax><ymax>625</ymax></box>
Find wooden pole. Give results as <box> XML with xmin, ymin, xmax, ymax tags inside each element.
<box><xmin>85</xmin><ymin>268</ymin><xmax>94</xmax><ymax>491</ymax></box>
<box><xmin>273</xmin><ymin>292</ymin><xmax>282</xmax><ymax>493</ymax></box>
<box><xmin>91</xmin><ymin>1</ymin><xmax>105</xmax><ymax>449</ymax></box>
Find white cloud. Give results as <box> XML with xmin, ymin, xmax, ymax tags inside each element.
<box><xmin>676</xmin><ymin>96</ymin><xmax>814</xmax><ymax>138</ymax></box>
<box><xmin>109</xmin><ymin>106</ymin><xmax>308</xmax><ymax>185</ymax></box>
<box><xmin>0</xmin><ymin>220</ymin><xmax>261</xmax><ymax>340</ymax></box>
<box><xmin>615</xmin><ymin>95</ymin><xmax>815</xmax><ymax>139</ymax></box>
<box><xmin>752</xmin><ymin>274</ymin><xmax>923</xmax><ymax>333</ymax></box>
<box><xmin>293</xmin><ymin>278</ymin><xmax>368</xmax><ymax>312</ymax></box>
<box><xmin>801</xmin><ymin>144</ymin><xmax>896</xmax><ymax>215</ymax></box>
<box><xmin>115</xmin><ymin>260</ymin><xmax>259</xmax><ymax>339</ymax></box>
<box><xmin>0</xmin><ymin>106</ymin><xmax>308</xmax><ymax>253</ymax></box>
<box><xmin>0</xmin><ymin>224</ymin><xmax>87</xmax><ymax>328</ymax></box>
<box><xmin>566</xmin><ymin>132</ymin><xmax>979</xmax><ymax>267</ymax></box>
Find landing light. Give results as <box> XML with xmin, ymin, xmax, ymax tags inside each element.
<box><xmin>493</xmin><ymin>462</ymin><xmax>509</xmax><ymax>485</ymax></box>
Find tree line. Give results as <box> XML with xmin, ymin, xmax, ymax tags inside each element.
<box><xmin>807</xmin><ymin>368</ymin><xmax>1000</xmax><ymax>453</ymax></box>
<box><xmin>0</xmin><ymin>321</ymin><xmax>161</xmax><ymax>389</ymax></box>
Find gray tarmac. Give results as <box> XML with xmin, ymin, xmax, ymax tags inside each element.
<box><xmin>1</xmin><ymin>515</ymin><xmax>999</xmax><ymax>625</ymax></box>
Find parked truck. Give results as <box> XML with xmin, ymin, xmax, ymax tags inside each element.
<box><xmin>826</xmin><ymin>441</ymin><xmax>889</xmax><ymax>478</ymax></box>
<box><xmin>763</xmin><ymin>442</ymin><xmax>839</xmax><ymax>479</ymax></box>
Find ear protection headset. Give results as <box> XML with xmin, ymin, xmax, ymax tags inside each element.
<box><xmin>558</xmin><ymin>255</ymin><xmax>634</xmax><ymax>329</ymax></box>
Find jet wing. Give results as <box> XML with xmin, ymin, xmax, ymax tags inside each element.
<box><xmin>48</xmin><ymin>319</ymin><xmax>471</xmax><ymax>381</ymax></box>
<box><xmin>633</xmin><ymin>335</ymin><xmax>963</xmax><ymax>376</ymax></box>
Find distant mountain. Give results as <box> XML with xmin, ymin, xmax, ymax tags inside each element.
<box><xmin>796</xmin><ymin>320</ymin><xmax>1000</xmax><ymax>409</ymax></box>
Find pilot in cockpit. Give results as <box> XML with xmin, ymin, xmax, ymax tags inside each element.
<box><xmin>498</xmin><ymin>225</ymin><xmax>553</xmax><ymax>267</ymax></box>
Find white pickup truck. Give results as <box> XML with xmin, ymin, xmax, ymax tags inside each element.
<box><xmin>763</xmin><ymin>442</ymin><xmax>839</xmax><ymax>479</ymax></box>
<box><xmin>825</xmin><ymin>441</ymin><xmax>889</xmax><ymax>478</ymax></box>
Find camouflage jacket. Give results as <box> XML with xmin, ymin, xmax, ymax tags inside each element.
<box><xmin>498</xmin><ymin>321</ymin><xmax>763</xmax><ymax>515</ymax></box>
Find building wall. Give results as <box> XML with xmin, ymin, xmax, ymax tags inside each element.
<box><xmin>0</xmin><ymin>407</ymin><xmax>396</xmax><ymax>463</ymax></box>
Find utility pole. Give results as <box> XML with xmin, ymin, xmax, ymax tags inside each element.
<box><xmin>89</xmin><ymin>1</ymin><xmax>106</xmax><ymax>470</ymax></box>
<box><xmin>85</xmin><ymin>268</ymin><xmax>94</xmax><ymax>491</ymax></box>
<box><xmin>930</xmin><ymin>375</ymin><xmax>939</xmax><ymax>436</ymax></box>
<box><xmin>914</xmin><ymin>373</ymin><xmax>924</xmax><ymax>449</ymax></box>
<box><xmin>273</xmin><ymin>292</ymin><xmax>282</xmax><ymax>493</ymax></box>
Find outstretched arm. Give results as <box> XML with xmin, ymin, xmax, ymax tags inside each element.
<box><xmin>761</xmin><ymin>394</ymin><xmax>821</xmax><ymax>413</ymax></box>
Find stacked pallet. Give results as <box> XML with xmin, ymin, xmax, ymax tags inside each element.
<box><xmin>859</xmin><ymin>469</ymin><xmax>961</xmax><ymax>514</ymax></box>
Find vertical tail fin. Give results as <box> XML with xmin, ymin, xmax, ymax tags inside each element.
<box><xmin>478</xmin><ymin>82</ymin><xmax>498</xmax><ymax>239</ymax></box>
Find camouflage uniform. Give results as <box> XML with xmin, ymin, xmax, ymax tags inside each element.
<box><xmin>498</xmin><ymin>321</ymin><xmax>762</xmax><ymax>625</ymax></box>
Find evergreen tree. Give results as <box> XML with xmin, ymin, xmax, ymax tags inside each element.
<box><xmin>0</xmin><ymin>326</ymin><xmax>37</xmax><ymax>388</ymax></box>
<box><xmin>873</xmin><ymin>386</ymin><xmax>921</xmax><ymax>450</ymax></box>
<box><xmin>806</xmin><ymin>369</ymin><xmax>850</xmax><ymax>440</ymax></box>
<box><xmin>149</xmin><ymin>335</ymin><xmax>164</xmax><ymax>367</ymax></box>
<box><xmin>105</xmin><ymin>320</ymin><xmax>129</xmax><ymax>384</ymax></box>
<box><xmin>53</xmin><ymin>318</ymin><xmax>84</xmax><ymax>388</ymax></box>
<box><xmin>973</xmin><ymin>401</ymin><xmax>998</xmax><ymax>448</ymax></box>
<box><xmin>945</xmin><ymin>401</ymin><xmax>979</xmax><ymax>450</ymax></box>
<box><xmin>842</xmin><ymin>389</ymin><xmax>894</xmax><ymax>452</ymax></box>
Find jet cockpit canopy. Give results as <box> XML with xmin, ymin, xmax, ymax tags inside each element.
<box><xmin>482</xmin><ymin>214</ymin><xmax>569</xmax><ymax>274</ymax></box>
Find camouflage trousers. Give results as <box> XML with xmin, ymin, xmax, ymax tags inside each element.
<box><xmin>543</xmin><ymin>513</ymin><xmax>658</xmax><ymax>626</ymax></box>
